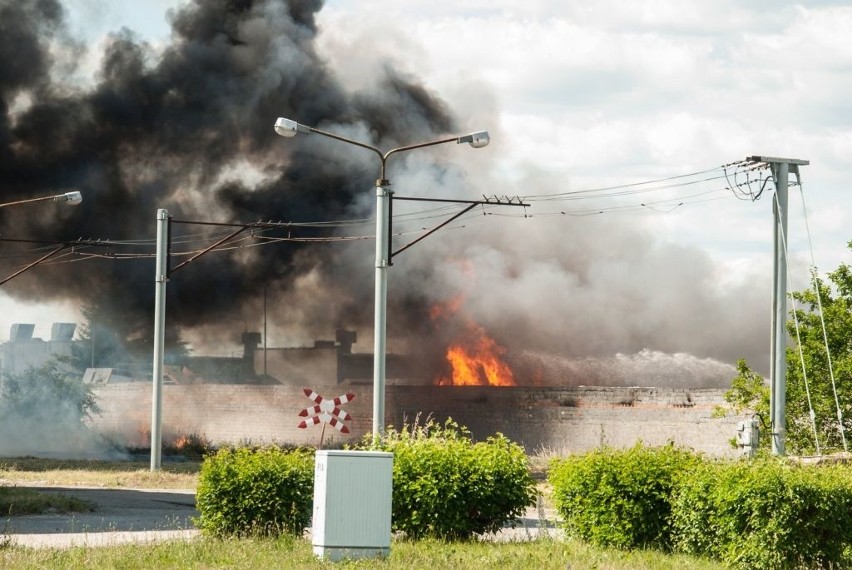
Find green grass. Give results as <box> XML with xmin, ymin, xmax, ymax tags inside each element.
<box><xmin>0</xmin><ymin>458</ymin><xmax>200</xmax><ymax>489</ymax></box>
<box><xmin>0</xmin><ymin>536</ymin><xmax>726</xmax><ymax>569</ymax></box>
<box><xmin>0</xmin><ymin>486</ymin><xmax>92</xmax><ymax>516</ymax></box>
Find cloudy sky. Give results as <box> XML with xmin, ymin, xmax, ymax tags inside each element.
<box><xmin>2</xmin><ymin>0</ymin><xmax>851</xmax><ymax>377</ymax></box>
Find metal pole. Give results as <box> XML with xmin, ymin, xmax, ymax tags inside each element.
<box><xmin>150</xmin><ymin>209</ymin><xmax>169</xmax><ymax>471</ymax></box>
<box><xmin>373</xmin><ymin>179</ymin><xmax>391</xmax><ymax>436</ymax></box>
<box><xmin>771</xmin><ymin>162</ymin><xmax>789</xmax><ymax>456</ymax></box>
<box><xmin>263</xmin><ymin>281</ymin><xmax>269</xmax><ymax>377</ymax></box>
<box><xmin>748</xmin><ymin>155</ymin><xmax>807</xmax><ymax>456</ymax></box>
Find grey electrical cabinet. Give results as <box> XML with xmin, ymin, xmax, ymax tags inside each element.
<box><xmin>312</xmin><ymin>450</ymin><xmax>394</xmax><ymax>561</ymax></box>
<box><xmin>736</xmin><ymin>418</ymin><xmax>760</xmax><ymax>458</ymax></box>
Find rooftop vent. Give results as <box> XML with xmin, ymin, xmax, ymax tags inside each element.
<box><xmin>9</xmin><ymin>323</ymin><xmax>35</xmax><ymax>341</ymax></box>
<box><xmin>51</xmin><ymin>322</ymin><xmax>76</xmax><ymax>341</ymax></box>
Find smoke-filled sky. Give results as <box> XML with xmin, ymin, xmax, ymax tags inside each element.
<box><xmin>2</xmin><ymin>0</ymin><xmax>851</xmax><ymax>377</ymax></box>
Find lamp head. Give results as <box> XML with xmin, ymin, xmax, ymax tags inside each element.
<box><xmin>274</xmin><ymin>117</ymin><xmax>300</xmax><ymax>138</ymax></box>
<box><xmin>61</xmin><ymin>191</ymin><xmax>82</xmax><ymax>205</ymax></box>
<box><xmin>457</xmin><ymin>130</ymin><xmax>490</xmax><ymax>149</ymax></box>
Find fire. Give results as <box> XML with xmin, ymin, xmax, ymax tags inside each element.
<box><xmin>429</xmin><ymin>294</ymin><xmax>517</xmax><ymax>387</ymax></box>
<box><xmin>438</xmin><ymin>321</ymin><xmax>516</xmax><ymax>387</ymax></box>
<box><xmin>173</xmin><ymin>435</ymin><xmax>192</xmax><ymax>449</ymax></box>
<box><xmin>429</xmin><ymin>295</ymin><xmax>464</xmax><ymax>321</ymax></box>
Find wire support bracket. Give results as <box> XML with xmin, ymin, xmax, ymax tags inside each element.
<box><xmin>388</xmin><ymin>194</ymin><xmax>528</xmax><ymax>264</ymax></box>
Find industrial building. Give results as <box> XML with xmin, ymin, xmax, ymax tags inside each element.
<box><xmin>0</xmin><ymin>323</ymin><xmax>78</xmax><ymax>382</ymax></box>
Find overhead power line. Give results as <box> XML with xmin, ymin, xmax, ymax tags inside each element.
<box><xmin>522</xmin><ymin>160</ymin><xmax>770</xmax><ymax>205</ymax></box>
<box><xmin>0</xmin><ymin>159</ymin><xmax>776</xmax><ymax>283</ymax></box>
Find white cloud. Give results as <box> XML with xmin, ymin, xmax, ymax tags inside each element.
<box><xmin>313</xmin><ymin>0</ymin><xmax>852</xmax><ymax>369</ymax></box>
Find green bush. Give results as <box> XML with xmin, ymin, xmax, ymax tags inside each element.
<box><xmin>195</xmin><ymin>446</ymin><xmax>314</xmax><ymax>537</ymax></box>
<box><xmin>671</xmin><ymin>459</ymin><xmax>852</xmax><ymax>570</ymax></box>
<box><xmin>548</xmin><ymin>444</ymin><xmax>701</xmax><ymax>550</ymax></box>
<box><xmin>360</xmin><ymin>419</ymin><xmax>537</xmax><ymax>540</ymax></box>
<box><xmin>0</xmin><ymin>359</ymin><xmax>102</xmax><ymax>456</ymax></box>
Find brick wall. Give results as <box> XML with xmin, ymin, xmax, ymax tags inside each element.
<box><xmin>92</xmin><ymin>383</ymin><xmax>744</xmax><ymax>456</ymax></box>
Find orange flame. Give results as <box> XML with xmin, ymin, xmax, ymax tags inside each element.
<box><xmin>438</xmin><ymin>321</ymin><xmax>516</xmax><ymax>387</ymax></box>
<box><xmin>173</xmin><ymin>435</ymin><xmax>192</xmax><ymax>449</ymax></box>
<box><xmin>430</xmin><ymin>295</ymin><xmax>517</xmax><ymax>387</ymax></box>
<box><xmin>429</xmin><ymin>294</ymin><xmax>464</xmax><ymax>322</ymax></box>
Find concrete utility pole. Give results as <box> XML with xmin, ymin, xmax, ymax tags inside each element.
<box><xmin>151</xmin><ymin>208</ymin><xmax>169</xmax><ymax>471</ymax></box>
<box><xmin>748</xmin><ymin>156</ymin><xmax>809</xmax><ymax>456</ymax></box>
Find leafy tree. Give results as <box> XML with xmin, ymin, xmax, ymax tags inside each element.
<box><xmin>0</xmin><ymin>358</ymin><xmax>101</xmax><ymax>455</ymax></box>
<box><xmin>719</xmin><ymin>359</ymin><xmax>770</xmax><ymax>419</ymax></box>
<box><xmin>785</xmin><ymin>265</ymin><xmax>852</xmax><ymax>453</ymax></box>
<box><xmin>71</xmin><ymin>302</ymin><xmax>189</xmax><ymax>372</ymax></box>
<box><xmin>719</xmin><ymin>245</ymin><xmax>852</xmax><ymax>454</ymax></box>
<box><xmin>72</xmin><ymin>303</ymin><xmax>127</xmax><ymax>370</ymax></box>
<box><xmin>714</xmin><ymin>359</ymin><xmax>771</xmax><ymax>449</ymax></box>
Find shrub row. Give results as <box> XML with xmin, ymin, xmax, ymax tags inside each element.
<box><xmin>195</xmin><ymin>420</ymin><xmax>537</xmax><ymax>541</ymax></box>
<box><xmin>672</xmin><ymin>459</ymin><xmax>852</xmax><ymax>569</ymax></box>
<box><xmin>195</xmin><ymin>446</ymin><xmax>314</xmax><ymax>536</ymax></box>
<box><xmin>362</xmin><ymin>419</ymin><xmax>537</xmax><ymax>539</ymax></box>
<box><xmin>548</xmin><ymin>444</ymin><xmax>699</xmax><ymax>551</ymax></box>
<box><xmin>548</xmin><ymin>445</ymin><xmax>852</xmax><ymax>570</ymax></box>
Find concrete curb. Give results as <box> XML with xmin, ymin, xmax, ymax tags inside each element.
<box><xmin>8</xmin><ymin>529</ymin><xmax>200</xmax><ymax>549</ymax></box>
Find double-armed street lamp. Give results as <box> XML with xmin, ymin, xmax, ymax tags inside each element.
<box><xmin>274</xmin><ymin>118</ymin><xmax>489</xmax><ymax>436</ymax></box>
<box><xmin>0</xmin><ymin>191</ymin><xmax>82</xmax><ymax>209</ymax></box>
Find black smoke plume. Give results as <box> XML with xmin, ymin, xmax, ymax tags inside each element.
<box><xmin>0</xmin><ymin>0</ymin><xmax>454</xmax><ymax>353</ymax></box>
<box><xmin>0</xmin><ymin>0</ymin><xmax>769</xmax><ymax>386</ymax></box>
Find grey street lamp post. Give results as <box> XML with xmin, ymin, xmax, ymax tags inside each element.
<box><xmin>274</xmin><ymin>118</ymin><xmax>489</xmax><ymax>436</ymax></box>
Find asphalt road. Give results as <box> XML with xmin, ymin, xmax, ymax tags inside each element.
<box><xmin>2</xmin><ymin>486</ymin><xmax>200</xmax><ymax>548</ymax></box>
<box><xmin>2</xmin><ymin>486</ymin><xmax>560</xmax><ymax>548</ymax></box>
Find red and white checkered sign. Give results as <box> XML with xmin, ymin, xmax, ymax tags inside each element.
<box><xmin>297</xmin><ymin>388</ymin><xmax>355</xmax><ymax>434</ymax></box>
